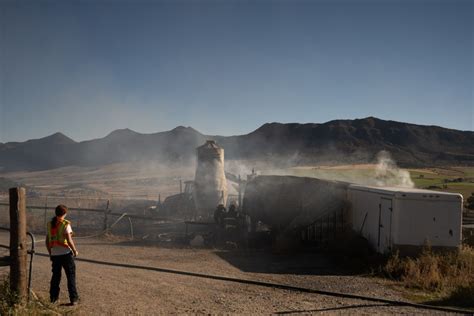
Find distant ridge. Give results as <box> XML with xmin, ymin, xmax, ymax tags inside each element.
<box><xmin>104</xmin><ymin>128</ymin><xmax>140</xmax><ymax>139</ymax></box>
<box><xmin>0</xmin><ymin>117</ymin><xmax>473</xmax><ymax>172</ymax></box>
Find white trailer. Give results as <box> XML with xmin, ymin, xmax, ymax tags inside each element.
<box><xmin>348</xmin><ymin>185</ymin><xmax>463</xmax><ymax>254</ymax></box>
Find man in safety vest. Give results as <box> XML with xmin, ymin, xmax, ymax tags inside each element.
<box><xmin>45</xmin><ymin>204</ymin><xmax>79</xmax><ymax>305</ymax></box>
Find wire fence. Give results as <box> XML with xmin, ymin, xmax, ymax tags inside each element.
<box><xmin>0</xmin><ymin>196</ymin><xmax>183</xmax><ymax>241</ymax></box>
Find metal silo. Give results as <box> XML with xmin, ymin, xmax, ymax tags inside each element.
<box><xmin>193</xmin><ymin>140</ymin><xmax>227</xmax><ymax>219</ymax></box>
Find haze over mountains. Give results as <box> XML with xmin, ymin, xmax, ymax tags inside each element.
<box><xmin>1</xmin><ymin>117</ymin><xmax>473</xmax><ymax>172</ymax></box>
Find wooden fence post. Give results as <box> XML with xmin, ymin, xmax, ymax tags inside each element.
<box><xmin>9</xmin><ymin>187</ymin><xmax>27</xmax><ymax>301</ymax></box>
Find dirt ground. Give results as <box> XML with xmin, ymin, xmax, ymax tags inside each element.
<box><xmin>0</xmin><ymin>231</ymin><xmax>457</xmax><ymax>315</ymax></box>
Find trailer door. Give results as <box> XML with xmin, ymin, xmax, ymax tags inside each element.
<box><xmin>378</xmin><ymin>198</ymin><xmax>393</xmax><ymax>253</ymax></box>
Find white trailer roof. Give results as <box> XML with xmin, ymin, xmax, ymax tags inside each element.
<box><xmin>348</xmin><ymin>184</ymin><xmax>462</xmax><ymax>202</ymax></box>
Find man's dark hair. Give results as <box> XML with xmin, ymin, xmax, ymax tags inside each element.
<box><xmin>51</xmin><ymin>204</ymin><xmax>68</xmax><ymax>227</ymax></box>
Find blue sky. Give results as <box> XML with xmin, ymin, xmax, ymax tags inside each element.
<box><xmin>0</xmin><ymin>0</ymin><xmax>472</xmax><ymax>142</ymax></box>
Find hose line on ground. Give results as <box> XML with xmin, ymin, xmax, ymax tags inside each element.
<box><xmin>32</xmin><ymin>252</ymin><xmax>473</xmax><ymax>314</ymax></box>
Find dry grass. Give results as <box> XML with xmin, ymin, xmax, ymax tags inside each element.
<box><xmin>0</xmin><ymin>275</ymin><xmax>69</xmax><ymax>315</ymax></box>
<box><xmin>332</xmin><ymin>235</ymin><xmax>474</xmax><ymax>308</ymax></box>
<box><xmin>383</xmin><ymin>245</ymin><xmax>474</xmax><ymax>307</ymax></box>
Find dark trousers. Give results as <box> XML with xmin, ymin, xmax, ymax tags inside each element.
<box><xmin>50</xmin><ymin>252</ymin><xmax>78</xmax><ymax>302</ymax></box>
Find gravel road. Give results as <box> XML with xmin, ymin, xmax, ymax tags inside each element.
<box><xmin>0</xmin><ymin>232</ymin><xmax>458</xmax><ymax>315</ymax></box>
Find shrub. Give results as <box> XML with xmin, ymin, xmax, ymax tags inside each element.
<box><xmin>383</xmin><ymin>245</ymin><xmax>474</xmax><ymax>306</ymax></box>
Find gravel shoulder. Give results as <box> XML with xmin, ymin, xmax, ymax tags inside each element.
<box><xmin>0</xmin><ymin>232</ymin><xmax>456</xmax><ymax>315</ymax></box>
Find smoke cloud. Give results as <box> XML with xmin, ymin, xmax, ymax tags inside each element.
<box><xmin>374</xmin><ymin>151</ymin><xmax>414</xmax><ymax>188</ymax></box>
<box><xmin>232</xmin><ymin>150</ymin><xmax>415</xmax><ymax>189</ymax></box>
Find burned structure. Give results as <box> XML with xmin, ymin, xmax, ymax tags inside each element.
<box><xmin>193</xmin><ymin>140</ymin><xmax>227</xmax><ymax>219</ymax></box>
<box><xmin>158</xmin><ymin>181</ymin><xmax>195</xmax><ymax>218</ymax></box>
<box><xmin>156</xmin><ymin>142</ymin><xmax>463</xmax><ymax>254</ymax></box>
<box><xmin>241</xmin><ymin>175</ymin><xmax>463</xmax><ymax>254</ymax></box>
<box><xmin>243</xmin><ymin>176</ymin><xmax>349</xmax><ymax>234</ymax></box>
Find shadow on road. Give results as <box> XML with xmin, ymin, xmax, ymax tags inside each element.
<box><xmin>214</xmin><ymin>250</ymin><xmax>347</xmax><ymax>276</ymax></box>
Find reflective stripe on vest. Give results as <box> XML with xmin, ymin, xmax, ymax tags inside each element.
<box><xmin>47</xmin><ymin>219</ymin><xmax>70</xmax><ymax>248</ymax></box>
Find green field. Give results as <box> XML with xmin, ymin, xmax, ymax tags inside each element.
<box><xmin>268</xmin><ymin>165</ymin><xmax>474</xmax><ymax>202</ymax></box>
<box><xmin>409</xmin><ymin>167</ymin><xmax>474</xmax><ymax>201</ymax></box>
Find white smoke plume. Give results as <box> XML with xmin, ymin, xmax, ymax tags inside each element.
<box><xmin>374</xmin><ymin>151</ymin><xmax>414</xmax><ymax>188</ymax></box>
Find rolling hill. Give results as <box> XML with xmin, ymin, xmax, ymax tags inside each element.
<box><xmin>0</xmin><ymin>117</ymin><xmax>473</xmax><ymax>172</ymax></box>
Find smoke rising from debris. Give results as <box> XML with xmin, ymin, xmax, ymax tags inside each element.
<box><xmin>374</xmin><ymin>151</ymin><xmax>414</xmax><ymax>188</ymax></box>
<box><xmin>232</xmin><ymin>150</ymin><xmax>415</xmax><ymax>189</ymax></box>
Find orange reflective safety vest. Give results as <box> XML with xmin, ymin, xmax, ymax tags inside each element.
<box><xmin>47</xmin><ymin>219</ymin><xmax>70</xmax><ymax>248</ymax></box>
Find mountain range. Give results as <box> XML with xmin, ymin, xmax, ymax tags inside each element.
<box><xmin>1</xmin><ymin>117</ymin><xmax>473</xmax><ymax>172</ymax></box>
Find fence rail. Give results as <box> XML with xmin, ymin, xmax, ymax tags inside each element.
<box><xmin>0</xmin><ymin>202</ymin><xmax>177</xmax><ymax>222</ymax></box>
